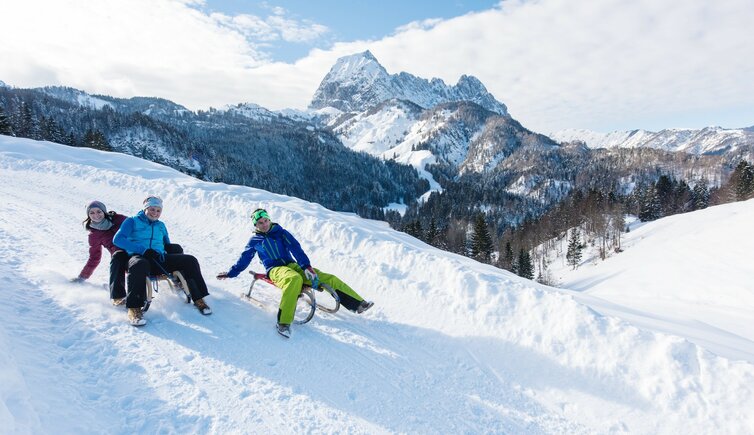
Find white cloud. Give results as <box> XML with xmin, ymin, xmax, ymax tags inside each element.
<box><xmin>1</xmin><ymin>0</ymin><xmax>753</xmax><ymax>132</ymax></box>
<box><xmin>210</xmin><ymin>7</ymin><xmax>329</xmax><ymax>44</ymax></box>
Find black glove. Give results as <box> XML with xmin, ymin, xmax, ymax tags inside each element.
<box><xmin>216</xmin><ymin>272</ymin><xmax>230</xmax><ymax>280</ymax></box>
<box><xmin>142</xmin><ymin>249</ymin><xmax>162</xmax><ymax>261</ymax></box>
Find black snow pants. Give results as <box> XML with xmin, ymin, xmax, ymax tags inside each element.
<box><xmin>125</xmin><ymin>246</ymin><xmax>209</xmax><ymax>309</ymax></box>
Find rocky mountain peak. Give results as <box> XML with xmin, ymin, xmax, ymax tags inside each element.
<box><xmin>309</xmin><ymin>52</ymin><xmax>508</xmax><ymax>116</ymax></box>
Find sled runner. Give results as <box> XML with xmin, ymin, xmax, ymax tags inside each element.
<box><xmin>143</xmin><ymin>271</ymin><xmax>192</xmax><ymax>312</ymax></box>
<box><xmin>241</xmin><ymin>270</ymin><xmax>341</xmax><ymax>324</ymax></box>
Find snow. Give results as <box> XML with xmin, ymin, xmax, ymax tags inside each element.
<box><xmin>75</xmin><ymin>94</ymin><xmax>113</xmax><ymax>110</ymax></box>
<box><xmin>551</xmin><ymin>127</ymin><xmax>754</xmax><ymax>155</ymax></box>
<box><xmin>556</xmin><ymin>201</ymin><xmax>754</xmax><ymax>363</ymax></box>
<box><xmin>220</xmin><ymin>103</ymin><xmax>278</xmax><ymax>122</ymax></box>
<box><xmin>1</xmin><ymin>136</ymin><xmax>753</xmax><ymax>433</ymax></box>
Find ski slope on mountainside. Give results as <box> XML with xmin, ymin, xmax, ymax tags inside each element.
<box><xmin>1</xmin><ymin>137</ymin><xmax>753</xmax><ymax>434</ymax></box>
<box><xmin>558</xmin><ymin>200</ymin><xmax>754</xmax><ymax>363</ymax></box>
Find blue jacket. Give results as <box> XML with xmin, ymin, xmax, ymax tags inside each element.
<box><xmin>227</xmin><ymin>223</ymin><xmax>310</xmax><ymax>277</ymax></box>
<box><xmin>113</xmin><ymin>210</ymin><xmax>171</xmax><ymax>256</ymax></box>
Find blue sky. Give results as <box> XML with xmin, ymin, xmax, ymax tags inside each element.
<box><xmin>2</xmin><ymin>0</ymin><xmax>753</xmax><ymax>133</ymax></box>
<box><xmin>200</xmin><ymin>1</ymin><xmax>498</xmax><ymax>62</ymax></box>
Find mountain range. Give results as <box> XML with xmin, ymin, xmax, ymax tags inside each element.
<box><xmin>1</xmin><ymin>51</ymin><xmax>751</xmax><ymax>238</ymax></box>
<box><xmin>552</xmin><ymin>126</ymin><xmax>754</xmax><ymax>155</ymax></box>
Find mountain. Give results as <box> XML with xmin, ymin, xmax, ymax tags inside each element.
<box><xmin>39</xmin><ymin>86</ymin><xmax>191</xmax><ymax>117</ymax></box>
<box><xmin>1</xmin><ymin>136</ymin><xmax>753</xmax><ymax>433</ymax></box>
<box><xmin>308</xmin><ymin>53</ymin><xmax>740</xmax><ymax>238</ymax></box>
<box><xmin>311</xmin><ymin>52</ymin><xmax>553</xmax><ymax>185</ymax></box>
<box><xmin>309</xmin><ymin>50</ymin><xmax>508</xmax><ymax>116</ymax></box>
<box><xmin>552</xmin><ymin>126</ymin><xmax>754</xmax><ymax>156</ymax></box>
<box><xmin>0</xmin><ymin>84</ymin><xmax>428</xmax><ymax>218</ymax></box>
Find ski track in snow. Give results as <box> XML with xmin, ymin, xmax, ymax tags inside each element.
<box><xmin>1</xmin><ymin>138</ymin><xmax>754</xmax><ymax>434</ymax></box>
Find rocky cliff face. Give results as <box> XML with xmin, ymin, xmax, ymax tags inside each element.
<box><xmin>309</xmin><ymin>51</ymin><xmax>508</xmax><ymax>116</ymax></box>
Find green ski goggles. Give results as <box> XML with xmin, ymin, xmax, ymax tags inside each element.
<box><xmin>251</xmin><ymin>209</ymin><xmax>270</xmax><ymax>225</ymax></box>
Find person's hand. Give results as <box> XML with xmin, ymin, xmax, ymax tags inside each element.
<box><xmin>70</xmin><ymin>276</ymin><xmax>85</xmax><ymax>283</ymax></box>
<box><xmin>304</xmin><ymin>266</ymin><xmax>319</xmax><ymax>288</ymax></box>
<box><xmin>216</xmin><ymin>272</ymin><xmax>230</xmax><ymax>280</ymax></box>
<box><xmin>142</xmin><ymin>249</ymin><xmax>161</xmax><ymax>261</ymax></box>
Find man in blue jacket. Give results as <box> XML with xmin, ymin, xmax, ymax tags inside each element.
<box><xmin>217</xmin><ymin>208</ymin><xmax>372</xmax><ymax>338</ymax></box>
<box><xmin>114</xmin><ymin>196</ymin><xmax>212</xmax><ymax>326</ymax></box>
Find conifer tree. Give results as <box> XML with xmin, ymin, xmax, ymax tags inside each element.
<box><xmin>470</xmin><ymin>214</ymin><xmax>494</xmax><ymax>263</ymax></box>
<box><xmin>500</xmin><ymin>241</ymin><xmax>514</xmax><ymax>271</ymax></box>
<box><xmin>638</xmin><ymin>185</ymin><xmax>661</xmax><ymax>221</ymax></box>
<box><xmin>566</xmin><ymin>228</ymin><xmax>583</xmax><ymax>270</ymax></box>
<box><xmin>83</xmin><ymin>129</ymin><xmax>111</xmax><ymax>151</ymax></box>
<box><xmin>692</xmin><ymin>179</ymin><xmax>710</xmax><ymax>210</ymax></box>
<box><xmin>516</xmin><ymin>248</ymin><xmax>534</xmax><ymax>279</ymax></box>
<box><xmin>732</xmin><ymin>160</ymin><xmax>754</xmax><ymax>201</ymax></box>
<box><xmin>0</xmin><ymin>106</ymin><xmax>12</xmax><ymax>135</ymax></box>
<box><xmin>425</xmin><ymin>218</ymin><xmax>439</xmax><ymax>246</ymax></box>
<box><xmin>15</xmin><ymin>102</ymin><xmax>36</xmax><ymax>138</ymax></box>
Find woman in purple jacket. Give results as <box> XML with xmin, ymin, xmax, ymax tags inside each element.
<box><xmin>72</xmin><ymin>200</ymin><xmax>129</xmax><ymax>306</ymax></box>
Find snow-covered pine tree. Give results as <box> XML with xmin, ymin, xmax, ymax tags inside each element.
<box><xmin>470</xmin><ymin>214</ymin><xmax>494</xmax><ymax>263</ymax></box>
<box><xmin>638</xmin><ymin>185</ymin><xmax>661</xmax><ymax>221</ymax></box>
<box><xmin>516</xmin><ymin>248</ymin><xmax>534</xmax><ymax>279</ymax></box>
<box><xmin>0</xmin><ymin>106</ymin><xmax>12</xmax><ymax>135</ymax></box>
<box><xmin>500</xmin><ymin>241</ymin><xmax>514</xmax><ymax>271</ymax></box>
<box><xmin>692</xmin><ymin>179</ymin><xmax>710</xmax><ymax>210</ymax></box>
<box><xmin>426</xmin><ymin>218</ymin><xmax>439</xmax><ymax>246</ymax></box>
<box><xmin>731</xmin><ymin>160</ymin><xmax>754</xmax><ymax>201</ymax></box>
<box><xmin>566</xmin><ymin>228</ymin><xmax>583</xmax><ymax>270</ymax></box>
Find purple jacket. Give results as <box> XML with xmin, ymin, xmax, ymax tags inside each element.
<box><xmin>78</xmin><ymin>213</ymin><xmax>127</xmax><ymax>279</ymax></box>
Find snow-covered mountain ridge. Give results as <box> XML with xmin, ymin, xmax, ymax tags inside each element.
<box><xmin>1</xmin><ymin>136</ymin><xmax>753</xmax><ymax>433</ymax></box>
<box><xmin>552</xmin><ymin>126</ymin><xmax>754</xmax><ymax>155</ymax></box>
<box><xmin>305</xmin><ymin>52</ymin><xmax>556</xmax><ymax>202</ymax></box>
<box><xmin>309</xmin><ymin>50</ymin><xmax>508</xmax><ymax>116</ymax></box>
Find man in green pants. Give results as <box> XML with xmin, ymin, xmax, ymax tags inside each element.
<box><xmin>217</xmin><ymin>208</ymin><xmax>373</xmax><ymax>338</ymax></box>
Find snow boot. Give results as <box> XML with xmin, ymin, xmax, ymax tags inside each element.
<box><xmin>112</xmin><ymin>297</ymin><xmax>126</xmax><ymax>307</ymax></box>
<box><xmin>276</xmin><ymin>323</ymin><xmax>291</xmax><ymax>339</ymax></box>
<box><xmin>194</xmin><ymin>298</ymin><xmax>212</xmax><ymax>315</ymax></box>
<box><xmin>356</xmin><ymin>300</ymin><xmax>374</xmax><ymax>314</ymax></box>
<box><xmin>128</xmin><ymin>307</ymin><xmax>146</xmax><ymax>326</ymax></box>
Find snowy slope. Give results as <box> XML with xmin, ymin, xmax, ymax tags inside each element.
<box><xmin>1</xmin><ymin>136</ymin><xmax>753</xmax><ymax>434</ymax></box>
<box><xmin>557</xmin><ymin>202</ymin><xmax>754</xmax><ymax>363</ymax></box>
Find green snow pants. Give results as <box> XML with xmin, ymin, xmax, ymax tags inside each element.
<box><xmin>268</xmin><ymin>263</ymin><xmax>364</xmax><ymax>325</ymax></box>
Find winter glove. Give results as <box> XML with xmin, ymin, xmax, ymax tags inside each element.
<box><xmin>216</xmin><ymin>272</ymin><xmax>230</xmax><ymax>280</ymax></box>
<box><xmin>142</xmin><ymin>248</ymin><xmax>161</xmax><ymax>260</ymax></box>
<box><xmin>304</xmin><ymin>266</ymin><xmax>319</xmax><ymax>289</ymax></box>
<box><xmin>70</xmin><ymin>276</ymin><xmax>85</xmax><ymax>283</ymax></box>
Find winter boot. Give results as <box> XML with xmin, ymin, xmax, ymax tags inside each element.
<box><xmin>276</xmin><ymin>323</ymin><xmax>291</xmax><ymax>339</ymax></box>
<box><xmin>112</xmin><ymin>297</ymin><xmax>126</xmax><ymax>306</ymax></box>
<box><xmin>356</xmin><ymin>300</ymin><xmax>374</xmax><ymax>314</ymax></box>
<box><xmin>128</xmin><ymin>307</ymin><xmax>146</xmax><ymax>326</ymax></box>
<box><xmin>194</xmin><ymin>298</ymin><xmax>212</xmax><ymax>315</ymax></box>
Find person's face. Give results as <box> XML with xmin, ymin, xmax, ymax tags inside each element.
<box><xmin>88</xmin><ymin>207</ymin><xmax>105</xmax><ymax>223</ymax></box>
<box><xmin>145</xmin><ymin>206</ymin><xmax>162</xmax><ymax>221</ymax></box>
<box><xmin>255</xmin><ymin>217</ymin><xmax>271</xmax><ymax>232</ymax></box>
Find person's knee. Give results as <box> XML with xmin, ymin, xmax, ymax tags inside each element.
<box><xmin>128</xmin><ymin>258</ymin><xmax>150</xmax><ymax>275</ymax></box>
<box><xmin>289</xmin><ymin>273</ymin><xmax>303</xmax><ymax>287</ymax></box>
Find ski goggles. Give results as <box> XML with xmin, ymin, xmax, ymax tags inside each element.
<box><xmin>251</xmin><ymin>209</ymin><xmax>270</xmax><ymax>225</ymax></box>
